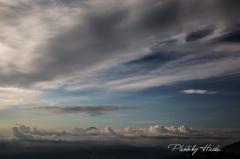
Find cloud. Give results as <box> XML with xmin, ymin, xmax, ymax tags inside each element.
<box><xmin>217</xmin><ymin>25</ymin><xmax>240</xmax><ymax>43</ymax></box>
<box><xmin>64</xmin><ymin>47</ymin><xmax>240</xmax><ymax>91</ymax></box>
<box><xmin>0</xmin><ymin>0</ymin><xmax>239</xmax><ymax>111</ymax></box>
<box><xmin>12</xmin><ymin>127</ymin><xmax>35</xmax><ymax>140</ymax></box>
<box><xmin>134</xmin><ymin>120</ymin><xmax>162</xmax><ymax>124</ymax></box>
<box><xmin>185</xmin><ymin>27</ymin><xmax>214</xmax><ymax>42</ymax></box>
<box><xmin>104</xmin><ymin>126</ymin><xmax>116</xmax><ymax>135</ymax></box>
<box><xmin>181</xmin><ymin>89</ymin><xmax>216</xmax><ymax>94</ymax></box>
<box><xmin>29</xmin><ymin>105</ymin><xmax>139</xmax><ymax>116</ymax></box>
<box><xmin>70</xmin><ymin>127</ymin><xmax>86</xmax><ymax>135</ymax></box>
<box><xmin>0</xmin><ymin>87</ymin><xmax>42</xmax><ymax>109</ymax></box>
<box><xmin>0</xmin><ymin>0</ymin><xmax>239</xmax><ymax>91</ymax></box>
<box><xmin>9</xmin><ymin>124</ymin><xmax>240</xmax><ymax>143</ymax></box>
<box><xmin>10</xmin><ymin>124</ymin><xmax>199</xmax><ymax>141</ymax></box>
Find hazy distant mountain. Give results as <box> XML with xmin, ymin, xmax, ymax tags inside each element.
<box><xmin>86</xmin><ymin>127</ymin><xmax>98</xmax><ymax>131</ymax></box>
<box><xmin>223</xmin><ymin>141</ymin><xmax>240</xmax><ymax>153</ymax></box>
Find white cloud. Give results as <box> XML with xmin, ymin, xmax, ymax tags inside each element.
<box><xmin>149</xmin><ymin>125</ymin><xmax>169</xmax><ymax>134</ymax></box>
<box><xmin>181</xmin><ymin>89</ymin><xmax>216</xmax><ymax>94</ymax></box>
<box><xmin>0</xmin><ymin>87</ymin><xmax>42</xmax><ymax>109</ymax></box>
<box><xmin>70</xmin><ymin>127</ymin><xmax>87</xmax><ymax>135</ymax></box>
<box><xmin>104</xmin><ymin>126</ymin><xmax>116</xmax><ymax>135</ymax></box>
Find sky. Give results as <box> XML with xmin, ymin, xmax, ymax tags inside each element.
<box><xmin>0</xmin><ymin>0</ymin><xmax>240</xmax><ymax>152</ymax></box>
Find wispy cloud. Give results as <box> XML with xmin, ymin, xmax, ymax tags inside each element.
<box><xmin>29</xmin><ymin>105</ymin><xmax>139</xmax><ymax>116</ymax></box>
<box><xmin>133</xmin><ymin>121</ymin><xmax>162</xmax><ymax>124</ymax></box>
<box><xmin>0</xmin><ymin>87</ymin><xmax>42</xmax><ymax>109</ymax></box>
<box><xmin>181</xmin><ymin>89</ymin><xmax>216</xmax><ymax>94</ymax></box>
<box><xmin>64</xmin><ymin>55</ymin><xmax>240</xmax><ymax>92</ymax></box>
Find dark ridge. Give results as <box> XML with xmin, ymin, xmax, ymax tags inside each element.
<box><xmin>223</xmin><ymin>141</ymin><xmax>240</xmax><ymax>153</ymax></box>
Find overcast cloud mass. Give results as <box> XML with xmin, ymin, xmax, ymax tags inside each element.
<box><xmin>1</xmin><ymin>0</ymin><xmax>240</xmax><ymax>93</ymax></box>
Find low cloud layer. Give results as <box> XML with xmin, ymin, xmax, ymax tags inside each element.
<box><xmin>0</xmin><ymin>124</ymin><xmax>239</xmax><ymax>159</ymax></box>
<box><xmin>8</xmin><ymin>124</ymin><xmax>240</xmax><ymax>143</ymax></box>
<box><xmin>29</xmin><ymin>105</ymin><xmax>138</xmax><ymax>116</ymax></box>
<box><xmin>181</xmin><ymin>89</ymin><xmax>216</xmax><ymax>94</ymax></box>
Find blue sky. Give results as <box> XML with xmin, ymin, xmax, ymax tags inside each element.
<box><xmin>0</xmin><ymin>0</ymin><xmax>240</xmax><ymax>134</ymax></box>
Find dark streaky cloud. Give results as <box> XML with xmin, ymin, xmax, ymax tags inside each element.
<box><xmin>219</xmin><ymin>28</ymin><xmax>240</xmax><ymax>43</ymax></box>
<box><xmin>185</xmin><ymin>28</ymin><xmax>214</xmax><ymax>42</ymax></box>
<box><xmin>32</xmin><ymin>0</ymin><xmax>181</xmax><ymax>84</ymax></box>
<box><xmin>30</xmin><ymin>105</ymin><xmax>138</xmax><ymax>115</ymax></box>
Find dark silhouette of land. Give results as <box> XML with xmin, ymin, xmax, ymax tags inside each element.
<box><xmin>167</xmin><ymin>141</ymin><xmax>240</xmax><ymax>159</ymax></box>
<box><xmin>0</xmin><ymin>140</ymin><xmax>239</xmax><ymax>159</ymax></box>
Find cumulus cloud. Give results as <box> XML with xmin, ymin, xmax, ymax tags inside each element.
<box><xmin>104</xmin><ymin>126</ymin><xmax>116</xmax><ymax>135</ymax></box>
<box><xmin>29</xmin><ymin>105</ymin><xmax>139</xmax><ymax>116</ymax></box>
<box><xmin>70</xmin><ymin>127</ymin><xmax>86</xmax><ymax>135</ymax></box>
<box><xmin>12</xmin><ymin>126</ymin><xmax>35</xmax><ymax>140</ymax></box>
<box><xmin>181</xmin><ymin>89</ymin><xmax>216</xmax><ymax>94</ymax></box>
